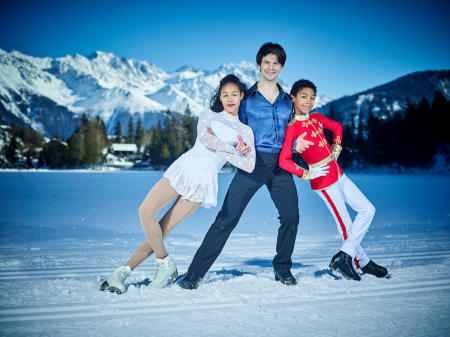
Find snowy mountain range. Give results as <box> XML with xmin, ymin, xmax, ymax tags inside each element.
<box><xmin>0</xmin><ymin>49</ymin><xmax>330</xmax><ymax>138</ymax></box>
<box><xmin>315</xmin><ymin>70</ymin><xmax>450</xmax><ymax>125</ymax></box>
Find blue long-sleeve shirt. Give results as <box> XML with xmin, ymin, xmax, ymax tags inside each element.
<box><xmin>239</xmin><ymin>82</ymin><xmax>293</xmax><ymax>153</ymax></box>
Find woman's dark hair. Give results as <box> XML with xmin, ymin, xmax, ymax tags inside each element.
<box><xmin>256</xmin><ymin>42</ymin><xmax>286</xmax><ymax>66</ymax></box>
<box><xmin>290</xmin><ymin>79</ymin><xmax>317</xmax><ymax>97</ymax></box>
<box><xmin>210</xmin><ymin>75</ymin><xmax>247</xmax><ymax>112</ymax></box>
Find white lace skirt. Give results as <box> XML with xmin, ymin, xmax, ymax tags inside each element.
<box><xmin>163</xmin><ymin>152</ymin><xmax>220</xmax><ymax>209</ymax></box>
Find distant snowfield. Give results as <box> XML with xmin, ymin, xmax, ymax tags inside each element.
<box><xmin>0</xmin><ymin>172</ymin><xmax>449</xmax><ymax>337</ymax></box>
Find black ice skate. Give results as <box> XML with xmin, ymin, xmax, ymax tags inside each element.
<box><xmin>329</xmin><ymin>251</ymin><xmax>361</xmax><ymax>281</ymax></box>
<box><xmin>361</xmin><ymin>260</ymin><xmax>389</xmax><ymax>278</ymax></box>
<box><xmin>274</xmin><ymin>268</ymin><xmax>297</xmax><ymax>286</ymax></box>
<box><xmin>178</xmin><ymin>272</ymin><xmax>201</xmax><ymax>290</ymax></box>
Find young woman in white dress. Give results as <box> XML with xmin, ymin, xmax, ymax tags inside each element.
<box><xmin>101</xmin><ymin>75</ymin><xmax>256</xmax><ymax>293</ymax></box>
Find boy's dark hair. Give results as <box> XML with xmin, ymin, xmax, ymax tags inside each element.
<box><xmin>290</xmin><ymin>79</ymin><xmax>317</xmax><ymax>96</ymax></box>
<box><xmin>210</xmin><ymin>75</ymin><xmax>247</xmax><ymax>112</ymax></box>
<box><xmin>256</xmin><ymin>42</ymin><xmax>286</xmax><ymax>66</ymax></box>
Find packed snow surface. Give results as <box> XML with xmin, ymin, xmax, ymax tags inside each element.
<box><xmin>0</xmin><ymin>171</ymin><xmax>449</xmax><ymax>337</ymax></box>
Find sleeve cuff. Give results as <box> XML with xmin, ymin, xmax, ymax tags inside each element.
<box><xmin>331</xmin><ymin>144</ymin><xmax>342</xmax><ymax>156</ymax></box>
<box><xmin>301</xmin><ymin>169</ymin><xmax>311</xmax><ymax>180</ymax></box>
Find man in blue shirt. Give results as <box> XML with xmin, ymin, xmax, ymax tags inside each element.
<box><xmin>179</xmin><ymin>42</ymin><xmax>312</xmax><ymax>289</ymax></box>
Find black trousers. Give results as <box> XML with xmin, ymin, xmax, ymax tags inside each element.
<box><xmin>187</xmin><ymin>151</ymin><xmax>300</xmax><ymax>278</ymax></box>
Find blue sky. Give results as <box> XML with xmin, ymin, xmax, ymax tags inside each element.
<box><xmin>1</xmin><ymin>0</ymin><xmax>449</xmax><ymax>98</ymax></box>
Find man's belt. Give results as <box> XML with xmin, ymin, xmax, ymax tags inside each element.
<box><xmin>310</xmin><ymin>153</ymin><xmax>334</xmax><ymax>168</ymax></box>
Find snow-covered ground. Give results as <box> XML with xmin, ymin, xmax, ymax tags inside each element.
<box><xmin>0</xmin><ymin>171</ymin><xmax>449</xmax><ymax>337</ymax></box>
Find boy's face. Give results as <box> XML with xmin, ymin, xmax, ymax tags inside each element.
<box><xmin>258</xmin><ymin>53</ymin><xmax>283</xmax><ymax>82</ymax></box>
<box><xmin>291</xmin><ymin>87</ymin><xmax>316</xmax><ymax>115</ymax></box>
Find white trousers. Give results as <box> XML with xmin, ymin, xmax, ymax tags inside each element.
<box><xmin>315</xmin><ymin>174</ymin><xmax>374</xmax><ymax>269</ymax></box>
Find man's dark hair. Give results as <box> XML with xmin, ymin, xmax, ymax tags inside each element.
<box><xmin>210</xmin><ymin>74</ymin><xmax>247</xmax><ymax>112</ymax></box>
<box><xmin>256</xmin><ymin>42</ymin><xmax>286</xmax><ymax>66</ymax></box>
<box><xmin>290</xmin><ymin>79</ymin><xmax>317</xmax><ymax>97</ymax></box>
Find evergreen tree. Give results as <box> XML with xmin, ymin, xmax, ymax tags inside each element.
<box><xmin>160</xmin><ymin>143</ymin><xmax>171</xmax><ymax>165</ymax></box>
<box><xmin>81</xmin><ymin>114</ymin><xmax>96</xmax><ymax>165</ymax></box>
<box><xmin>25</xmin><ymin>153</ymin><xmax>32</xmax><ymax>168</ymax></box>
<box><xmin>64</xmin><ymin>114</ymin><xmax>107</xmax><ymax>167</ymax></box>
<box><xmin>164</xmin><ymin>109</ymin><xmax>183</xmax><ymax>162</ymax></box>
<box><xmin>432</xmin><ymin>91</ymin><xmax>450</xmax><ymax>146</ymax></box>
<box><xmin>5</xmin><ymin>125</ymin><xmax>19</xmax><ymax>167</ymax></box>
<box><xmin>114</xmin><ymin>120</ymin><xmax>123</xmax><ymax>143</ymax></box>
<box><xmin>38</xmin><ymin>152</ymin><xmax>45</xmax><ymax>167</ymax></box>
<box><xmin>339</xmin><ymin>115</ymin><xmax>356</xmax><ymax>169</ymax></box>
<box><xmin>182</xmin><ymin>105</ymin><xmax>197</xmax><ymax>151</ymax></box>
<box><xmin>93</xmin><ymin>116</ymin><xmax>108</xmax><ymax>164</ymax></box>
<box><xmin>416</xmin><ymin>98</ymin><xmax>435</xmax><ymax>167</ymax></box>
<box><xmin>42</xmin><ymin>139</ymin><xmax>67</xmax><ymax>168</ymax></box>
<box><xmin>366</xmin><ymin>110</ymin><xmax>384</xmax><ymax>166</ymax></box>
<box><xmin>135</xmin><ymin>115</ymin><xmax>144</xmax><ymax>151</ymax></box>
<box><xmin>20</xmin><ymin>125</ymin><xmax>44</xmax><ymax>149</ymax></box>
<box><xmin>149</xmin><ymin>121</ymin><xmax>164</xmax><ymax>167</ymax></box>
<box><xmin>328</xmin><ymin>102</ymin><xmax>337</xmax><ymax>120</ymax></box>
<box><xmin>127</xmin><ymin>115</ymin><xmax>135</xmax><ymax>143</ymax></box>
<box><xmin>66</xmin><ymin>124</ymin><xmax>84</xmax><ymax>167</ymax></box>
<box><xmin>391</xmin><ymin>113</ymin><xmax>406</xmax><ymax>172</ymax></box>
<box><xmin>403</xmin><ymin>103</ymin><xmax>420</xmax><ymax>167</ymax></box>
<box><xmin>356</xmin><ymin>110</ymin><xmax>367</xmax><ymax>168</ymax></box>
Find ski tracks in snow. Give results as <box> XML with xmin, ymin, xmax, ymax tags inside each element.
<box><xmin>1</xmin><ymin>277</ymin><xmax>450</xmax><ymax>324</ymax></box>
<box><xmin>1</xmin><ymin>248</ymin><xmax>450</xmax><ymax>324</ymax></box>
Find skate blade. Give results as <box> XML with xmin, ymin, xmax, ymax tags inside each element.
<box><xmin>167</xmin><ymin>270</ymin><xmax>180</xmax><ymax>286</ymax></box>
<box><xmin>99</xmin><ymin>281</ymin><xmax>124</xmax><ymax>294</ymax></box>
<box><xmin>99</xmin><ymin>280</ymin><xmax>109</xmax><ymax>291</ymax></box>
<box><xmin>331</xmin><ymin>267</ymin><xmax>360</xmax><ymax>281</ymax></box>
<box><xmin>325</xmin><ymin>268</ymin><xmax>342</xmax><ymax>280</ymax></box>
<box><xmin>107</xmin><ymin>286</ymin><xmax>124</xmax><ymax>294</ymax></box>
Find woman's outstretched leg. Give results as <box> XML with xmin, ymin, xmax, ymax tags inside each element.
<box><xmin>125</xmin><ymin>194</ymin><xmax>200</xmax><ymax>269</ymax></box>
<box><xmin>139</xmin><ymin>178</ymin><xmax>201</xmax><ymax>288</ymax></box>
<box><xmin>102</xmin><ymin>177</ymin><xmax>177</xmax><ymax>293</ymax></box>
<box><xmin>138</xmin><ymin>177</ymin><xmax>179</xmax><ymax>259</ymax></box>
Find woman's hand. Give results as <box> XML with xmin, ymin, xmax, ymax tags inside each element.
<box><xmin>236</xmin><ymin>135</ymin><xmax>251</xmax><ymax>155</ymax></box>
<box><xmin>206</xmin><ymin>126</ymin><xmax>215</xmax><ymax>135</ymax></box>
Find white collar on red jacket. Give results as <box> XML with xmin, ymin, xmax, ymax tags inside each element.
<box><xmin>293</xmin><ymin>113</ymin><xmax>310</xmax><ymax>121</ymax></box>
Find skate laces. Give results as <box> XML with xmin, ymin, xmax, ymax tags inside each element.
<box><xmin>116</xmin><ymin>266</ymin><xmax>130</xmax><ymax>283</ymax></box>
<box><xmin>153</xmin><ymin>261</ymin><xmax>169</xmax><ymax>284</ymax></box>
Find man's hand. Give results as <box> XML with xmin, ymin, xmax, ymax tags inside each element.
<box><xmin>206</xmin><ymin>126</ymin><xmax>214</xmax><ymax>135</ymax></box>
<box><xmin>295</xmin><ymin>132</ymin><xmax>314</xmax><ymax>153</ymax></box>
<box><xmin>236</xmin><ymin>135</ymin><xmax>251</xmax><ymax>155</ymax></box>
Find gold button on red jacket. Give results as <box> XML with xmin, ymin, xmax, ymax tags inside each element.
<box><xmin>279</xmin><ymin>113</ymin><xmax>343</xmax><ymax>191</ymax></box>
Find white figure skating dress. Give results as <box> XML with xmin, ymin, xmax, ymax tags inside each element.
<box><xmin>164</xmin><ymin>109</ymin><xmax>255</xmax><ymax>208</ymax></box>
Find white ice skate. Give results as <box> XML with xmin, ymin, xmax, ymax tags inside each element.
<box><xmin>100</xmin><ymin>265</ymin><xmax>131</xmax><ymax>294</ymax></box>
<box><xmin>149</xmin><ymin>255</ymin><xmax>178</xmax><ymax>289</ymax></box>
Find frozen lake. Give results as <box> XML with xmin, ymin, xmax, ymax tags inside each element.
<box><xmin>0</xmin><ymin>171</ymin><xmax>449</xmax><ymax>336</ymax></box>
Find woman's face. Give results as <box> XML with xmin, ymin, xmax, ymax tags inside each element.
<box><xmin>291</xmin><ymin>87</ymin><xmax>316</xmax><ymax>115</ymax></box>
<box><xmin>219</xmin><ymin>83</ymin><xmax>244</xmax><ymax>116</ymax></box>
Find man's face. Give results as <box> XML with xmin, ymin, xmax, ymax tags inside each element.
<box><xmin>258</xmin><ymin>53</ymin><xmax>283</xmax><ymax>82</ymax></box>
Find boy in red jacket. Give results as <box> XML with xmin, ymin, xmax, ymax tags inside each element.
<box><xmin>279</xmin><ymin>79</ymin><xmax>388</xmax><ymax>280</ymax></box>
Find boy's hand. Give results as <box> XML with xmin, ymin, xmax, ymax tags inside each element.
<box><xmin>295</xmin><ymin>132</ymin><xmax>314</xmax><ymax>153</ymax></box>
<box><xmin>236</xmin><ymin>135</ymin><xmax>251</xmax><ymax>155</ymax></box>
<box><xmin>308</xmin><ymin>163</ymin><xmax>330</xmax><ymax>179</ymax></box>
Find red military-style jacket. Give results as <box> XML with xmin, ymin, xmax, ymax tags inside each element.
<box><xmin>279</xmin><ymin>113</ymin><xmax>343</xmax><ymax>191</ymax></box>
